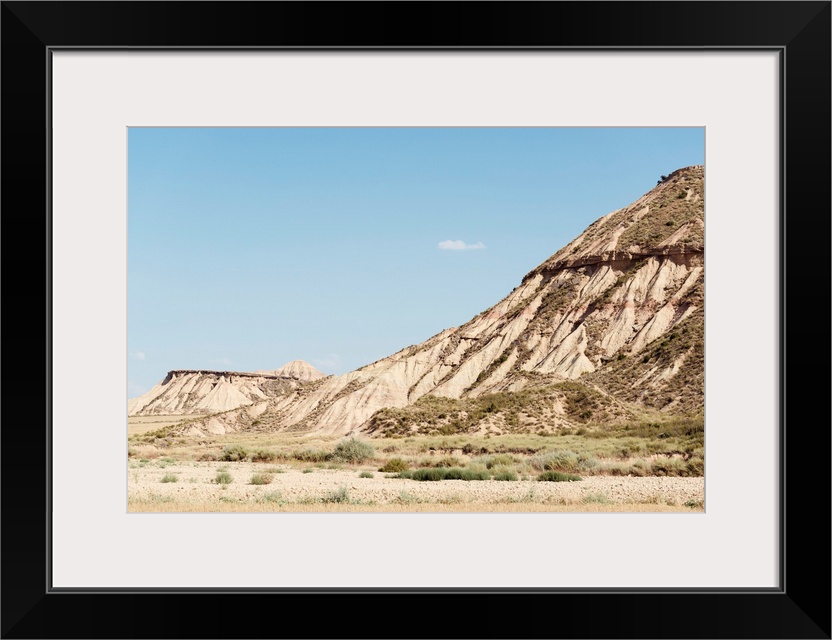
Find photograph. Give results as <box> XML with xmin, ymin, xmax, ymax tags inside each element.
<box><xmin>127</xmin><ymin>126</ymin><xmax>706</xmax><ymax>513</ymax></box>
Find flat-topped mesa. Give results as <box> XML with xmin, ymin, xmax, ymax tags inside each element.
<box><xmin>129</xmin><ymin>361</ymin><xmax>327</xmax><ymax>417</ymax></box>
<box><xmin>162</xmin><ymin>369</ymin><xmax>289</xmax><ymax>384</ymax></box>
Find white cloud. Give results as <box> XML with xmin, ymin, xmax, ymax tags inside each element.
<box><xmin>129</xmin><ymin>351</ymin><xmax>146</xmax><ymax>361</ymax></box>
<box><xmin>312</xmin><ymin>354</ymin><xmax>342</xmax><ymax>373</ymax></box>
<box><xmin>438</xmin><ymin>240</ymin><xmax>486</xmax><ymax>251</ymax></box>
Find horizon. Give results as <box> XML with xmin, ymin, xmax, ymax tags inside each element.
<box><xmin>128</xmin><ymin>127</ymin><xmax>704</xmax><ymax>397</ymax></box>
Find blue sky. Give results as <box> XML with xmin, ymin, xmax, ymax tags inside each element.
<box><xmin>128</xmin><ymin>127</ymin><xmax>703</xmax><ymax>396</ymax></box>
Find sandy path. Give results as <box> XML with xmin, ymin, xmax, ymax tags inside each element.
<box><xmin>128</xmin><ymin>461</ymin><xmax>704</xmax><ymax>512</ymax></box>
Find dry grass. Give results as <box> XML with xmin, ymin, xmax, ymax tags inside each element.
<box><xmin>128</xmin><ymin>459</ymin><xmax>703</xmax><ymax>513</ymax></box>
<box><xmin>126</xmin><ymin>428</ymin><xmax>703</xmax><ymax>481</ymax></box>
<box><xmin>127</xmin><ymin>414</ymin><xmax>703</xmax><ymax>517</ymax></box>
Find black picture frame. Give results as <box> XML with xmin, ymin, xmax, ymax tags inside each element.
<box><xmin>2</xmin><ymin>2</ymin><xmax>829</xmax><ymax>638</ymax></box>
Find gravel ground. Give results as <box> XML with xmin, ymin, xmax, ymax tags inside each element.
<box><xmin>128</xmin><ymin>461</ymin><xmax>704</xmax><ymax>511</ymax></box>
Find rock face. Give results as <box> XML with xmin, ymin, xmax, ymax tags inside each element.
<box><xmin>127</xmin><ymin>364</ymin><xmax>323</xmax><ymax>416</ymax></box>
<box><xmin>141</xmin><ymin>166</ymin><xmax>704</xmax><ymax>437</ymax></box>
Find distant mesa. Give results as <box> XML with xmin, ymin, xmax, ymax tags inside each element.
<box><xmin>130</xmin><ymin>166</ymin><xmax>705</xmax><ymax>439</ymax></box>
<box><xmin>128</xmin><ymin>360</ymin><xmax>326</xmax><ymax>417</ymax></box>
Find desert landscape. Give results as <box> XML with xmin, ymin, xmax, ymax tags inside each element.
<box><xmin>128</xmin><ymin>166</ymin><xmax>705</xmax><ymax>513</ymax></box>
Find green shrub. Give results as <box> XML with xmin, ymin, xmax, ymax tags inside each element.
<box><xmin>322</xmin><ymin>486</ymin><xmax>351</xmax><ymax>503</ymax></box>
<box><xmin>537</xmin><ymin>471</ymin><xmax>582</xmax><ymax>482</ymax></box>
<box><xmin>401</xmin><ymin>467</ymin><xmax>493</xmax><ymax>482</ymax></box>
<box><xmin>685</xmin><ymin>456</ymin><xmax>704</xmax><ymax>476</ymax></box>
<box><xmin>379</xmin><ymin>458</ymin><xmax>409</xmax><ymax>473</ymax></box>
<box><xmin>219</xmin><ymin>445</ymin><xmax>249</xmax><ymax>462</ymax></box>
<box><xmin>485</xmin><ymin>454</ymin><xmax>515</xmax><ymax>469</ymax></box>
<box><xmin>493</xmin><ymin>470</ymin><xmax>518</xmax><ymax>481</ymax></box>
<box><xmin>293</xmin><ymin>449</ymin><xmax>331</xmax><ymax>463</ymax></box>
<box><xmin>462</xmin><ymin>443</ymin><xmax>488</xmax><ymax>455</ymax></box>
<box><xmin>583</xmin><ymin>492</ymin><xmax>610</xmax><ymax>504</ymax></box>
<box><xmin>302</xmin><ymin>468</ymin><xmax>314</xmax><ymax>474</ymax></box>
<box><xmin>410</xmin><ymin>468</ymin><xmax>445</xmax><ymax>481</ymax></box>
<box><xmin>651</xmin><ymin>457</ymin><xmax>687</xmax><ymax>477</ymax></box>
<box><xmin>533</xmin><ymin>450</ymin><xmax>578</xmax><ymax>471</ymax></box>
<box><xmin>332</xmin><ymin>438</ymin><xmax>374</xmax><ymax>464</ymax></box>
<box><xmin>359</xmin><ymin>471</ymin><xmax>374</xmax><ymax>479</ymax></box>
<box><xmin>160</xmin><ymin>474</ymin><xmax>178</xmax><ymax>483</ymax></box>
<box><xmin>250</xmin><ymin>473</ymin><xmax>273</xmax><ymax>485</ymax></box>
<box><xmin>215</xmin><ymin>471</ymin><xmax>233</xmax><ymax>485</ymax></box>
<box><xmin>397</xmin><ymin>491</ymin><xmax>421</xmax><ymax>505</ymax></box>
<box><xmin>459</xmin><ymin>468</ymin><xmax>490</xmax><ymax>481</ymax></box>
<box><xmin>251</xmin><ymin>449</ymin><xmax>276</xmax><ymax>463</ymax></box>
<box><xmin>432</xmin><ymin>456</ymin><xmax>461</xmax><ymax>468</ymax></box>
<box><xmin>605</xmin><ymin>464</ymin><xmax>630</xmax><ymax>476</ymax></box>
<box><xmin>532</xmin><ymin>450</ymin><xmax>597</xmax><ymax>473</ymax></box>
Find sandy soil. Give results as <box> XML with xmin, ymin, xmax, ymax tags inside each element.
<box><xmin>128</xmin><ymin>460</ymin><xmax>704</xmax><ymax>513</ymax></box>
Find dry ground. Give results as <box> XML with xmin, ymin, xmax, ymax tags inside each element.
<box><xmin>128</xmin><ymin>459</ymin><xmax>704</xmax><ymax>513</ymax></box>
<box><xmin>128</xmin><ymin>415</ymin><xmax>705</xmax><ymax>513</ymax></box>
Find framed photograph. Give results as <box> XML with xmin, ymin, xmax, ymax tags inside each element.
<box><xmin>2</xmin><ymin>2</ymin><xmax>829</xmax><ymax>638</ymax></box>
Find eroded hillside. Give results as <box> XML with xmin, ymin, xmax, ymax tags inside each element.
<box><xmin>134</xmin><ymin>166</ymin><xmax>704</xmax><ymax>438</ymax></box>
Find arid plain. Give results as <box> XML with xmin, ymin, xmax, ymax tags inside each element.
<box><xmin>128</xmin><ymin>418</ymin><xmax>704</xmax><ymax>513</ymax></box>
